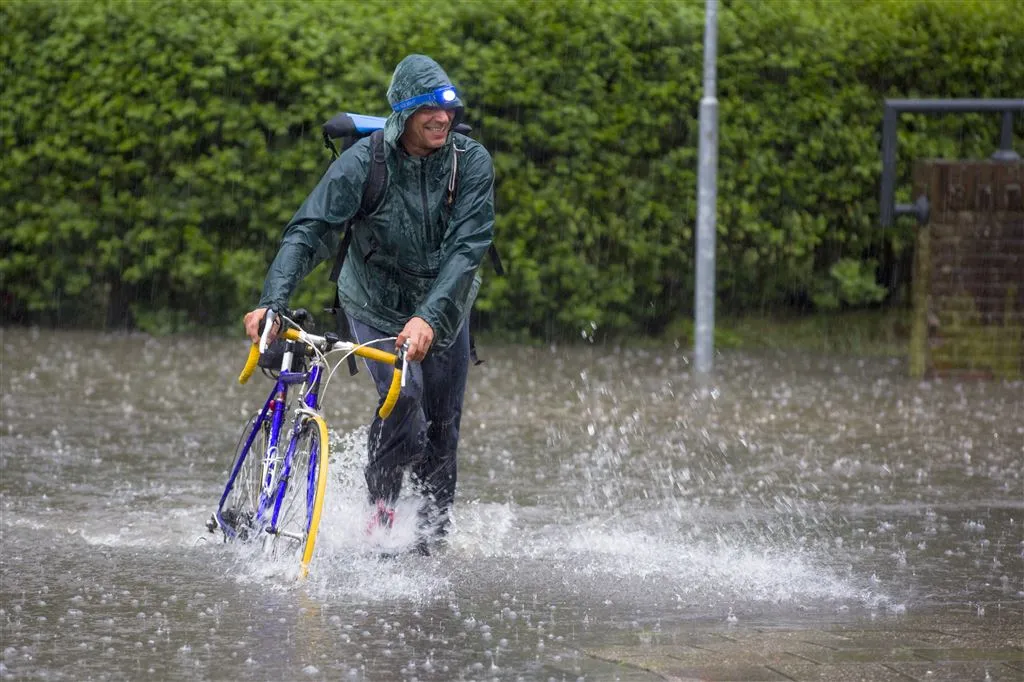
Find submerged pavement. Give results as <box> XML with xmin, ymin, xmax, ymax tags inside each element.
<box><xmin>4</xmin><ymin>332</ymin><xmax>1021</xmax><ymax>679</ymax></box>
<box><xmin>568</xmin><ymin>609</ymin><xmax>1024</xmax><ymax>681</ymax></box>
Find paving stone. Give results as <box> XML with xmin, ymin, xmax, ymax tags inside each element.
<box><xmin>584</xmin><ymin>645</ymin><xmax>788</xmax><ymax>680</ymax></box>
<box><xmin>887</xmin><ymin>660</ymin><xmax>1024</xmax><ymax>681</ymax></box>
<box><xmin>810</xmin><ymin>632</ymin><xmax>944</xmax><ymax>650</ymax></box>
<box><xmin>911</xmin><ymin>647</ymin><xmax>1024</xmax><ymax>663</ymax></box>
<box><xmin>579</xmin><ymin>612</ymin><xmax>1024</xmax><ymax>682</ymax></box>
<box><xmin>650</xmin><ymin>663</ymin><xmax>792</xmax><ymax>681</ymax></box>
<box><xmin>797</xmin><ymin>647</ymin><xmax>926</xmax><ymax>665</ymax></box>
<box><xmin>546</xmin><ymin>653</ymin><xmax>670</xmax><ymax>681</ymax></box>
<box><xmin>763</xmin><ymin>661</ymin><xmax>917</xmax><ymax>682</ymax></box>
<box><xmin>582</xmin><ymin>645</ymin><xmax>705</xmax><ymax>680</ymax></box>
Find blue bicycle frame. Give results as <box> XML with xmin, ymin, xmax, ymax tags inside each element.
<box><xmin>212</xmin><ymin>316</ymin><xmax>403</xmax><ymax>570</ymax></box>
<box><xmin>216</xmin><ymin>362</ymin><xmax>324</xmax><ymax>539</ymax></box>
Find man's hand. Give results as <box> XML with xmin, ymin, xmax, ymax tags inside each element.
<box><xmin>243</xmin><ymin>307</ymin><xmax>280</xmax><ymax>344</ymax></box>
<box><xmin>397</xmin><ymin>316</ymin><xmax>434</xmax><ymax>362</ymax></box>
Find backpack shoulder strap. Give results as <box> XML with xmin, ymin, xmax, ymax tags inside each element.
<box><xmin>446</xmin><ymin>143</ymin><xmax>462</xmax><ymax>207</ymax></box>
<box><xmin>324</xmin><ymin>130</ymin><xmax>390</xmax><ymax>376</ymax></box>
<box><xmin>487</xmin><ymin>244</ymin><xmax>504</xmax><ymax>275</ymax></box>
<box><xmin>362</xmin><ymin>129</ymin><xmax>388</xmax><ymax>217</ymax></box>
<box><xmin>328</xmin><ymin>130</ymin><xmax>388</xmax><ymax>285</ymax></box>
<box><xmin>446</xmin><ymin>140</ymin><xmax>504</xmax><ymax>275</ymax></box>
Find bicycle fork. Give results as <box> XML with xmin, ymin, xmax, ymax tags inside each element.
<box><xmin>266</xmin><ymin>407</ymin><xmax>322</xmax><ymax>542</ymax></box>
<box><xmin>257</xmin><ymin>390</ymin><xmax>292</xmax><ymax>530</ymax></box>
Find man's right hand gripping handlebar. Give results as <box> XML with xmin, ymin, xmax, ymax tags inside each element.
<box><xmin>237</xmin><ymin>308</ymin><xmax>406</xmax><ymax>419</ymax></box>
<box><xmin>243</xmin><ymin>306</ymin><xmax>279</xmax><ymax>345</ymax></box>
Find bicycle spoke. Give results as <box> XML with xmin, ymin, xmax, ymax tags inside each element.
<box><xmin>265</xmin><ymin>421</ymin><xmax>319</xmax><ymax>560</ymax></box>
<box><xmin>217</xmin><ymin>414</ymin><xmax>271</xmax><ymax>541</ymax></box>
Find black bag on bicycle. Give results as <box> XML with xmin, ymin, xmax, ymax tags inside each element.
<box><xmin>257</xmin><ymin>338</ymin><xmax>306</xmax><ymax>373</ymax></box>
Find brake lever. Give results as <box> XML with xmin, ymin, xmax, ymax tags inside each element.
<box><xmin>400</xmin><ymin>342</ymin><xmax>409</xmax><ymax>388</ymax></box>
<box><xmin>259</xmin><ymin>310</ymin><xmax>277</xmax><ymax>354</ymax></box>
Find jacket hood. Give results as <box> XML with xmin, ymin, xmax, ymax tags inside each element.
<box><xmin>384</xmin><ymin>54</ymin><xmax>464</xmax><ymax>148</ymax></box>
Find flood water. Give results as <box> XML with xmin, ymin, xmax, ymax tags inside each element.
<box><xmin>2</xmin><ymin>328</ymin><xmax>1022</xmax><ymax>680</ymax></box>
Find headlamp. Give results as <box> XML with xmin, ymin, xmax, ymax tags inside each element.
<box><xmin>391</xmin><ymin>85</ymin><xmax>459</xmax><ymax>113</ymax></box>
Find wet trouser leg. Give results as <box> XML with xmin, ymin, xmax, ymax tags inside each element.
<box><xmin>347</xmin><ymin>315</ymin><xmax>470</xmax><ymax>534</ymax></box>
<box><xmin>411</xmin><ymin>322</ymin><xmax>469</xmax><ymax>536</ymax></box>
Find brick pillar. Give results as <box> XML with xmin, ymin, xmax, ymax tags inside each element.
<box><xmin>909</xmin><ymin>160</ymin><xmax>1024</xmax><ymax>379</ymax></box>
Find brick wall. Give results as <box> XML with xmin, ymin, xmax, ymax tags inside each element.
<box><xmin>909</xmin><ymin>160</ymin><xmax>1023</xmax><ymax>379</ymax></box>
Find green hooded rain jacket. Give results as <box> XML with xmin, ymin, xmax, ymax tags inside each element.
<box><xmin>257</xmin><ymin>54</ymin><xmax>495</xmax><ymax>350</ymax></box>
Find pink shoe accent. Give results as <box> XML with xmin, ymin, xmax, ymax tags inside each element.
<box><xmin>366</xmin><ymin>500</ymin><xmax>396</xmax><ymax>534</ymax></box>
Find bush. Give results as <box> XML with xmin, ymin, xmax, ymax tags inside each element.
<box><xmin>2</xmin><ymin>0</ymin><xmax>1022</xmax><ymax>338</ymax></box>
<box><xmin>811</xmin><ymin>258</ymin><xmax>889</xmax><ymax>311</ymax></box>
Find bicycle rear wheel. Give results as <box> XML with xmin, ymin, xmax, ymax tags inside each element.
<box><xmin>267</xmin><ymin>415</ymin><xmax>329</xmax><ymax>577</ymax></box>
<box><xmin>217</xmin><ymin>413</ymin><xmax>273</xmax><ymax>541</ymax></box>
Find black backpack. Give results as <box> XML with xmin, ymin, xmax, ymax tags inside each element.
<box><xmin>320</xmin><ymin>113</ymin><xmax>503</xmax><ymax>372</ymax></box>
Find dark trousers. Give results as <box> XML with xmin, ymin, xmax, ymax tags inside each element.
<box><xmin>346</xmin><ymin>315</ymin><xmax>470</xmax><ymax>534</ymax></box>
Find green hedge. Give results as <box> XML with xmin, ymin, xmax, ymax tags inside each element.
<box><xmin>2</xmin><ymin>0</ymin><xmax>1022</xmax><ymax>337</ymax></box>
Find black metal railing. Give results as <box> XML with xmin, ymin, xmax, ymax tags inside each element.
<box><xmin>879</xmin><ymin>98</ymin><xmax>1024</xmax><ymax>227</ymax></box>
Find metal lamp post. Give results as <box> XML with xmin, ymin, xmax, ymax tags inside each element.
<box><xmin>694</xmin><ymin>0</ymin><xmax>719</xmax><ymax>374</ymax></box>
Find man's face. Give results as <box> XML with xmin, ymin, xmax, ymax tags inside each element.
<box><xmin>402</xmin><ymin>107</ymin><xmax>454</xmax><ymax>156</ymax></box>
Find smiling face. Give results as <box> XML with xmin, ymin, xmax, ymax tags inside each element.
<box><xmin>400</xmin><ymin>107</ymin><xmax>454</xmax><ymax>157</ymax></box>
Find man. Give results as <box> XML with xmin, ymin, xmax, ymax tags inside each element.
<box><xmin>243</xmin><ymin>54</ymin><xmax>495</xmax><ymax>554</ymax></box>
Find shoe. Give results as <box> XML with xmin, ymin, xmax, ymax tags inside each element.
<box><xmin>414</xmin><ymin>537</ymin><xmax>431</xmax><ymax>556</ymax></box>
<box><xmin>414</xmin><ymin>506</ymin><xmax>449</xmax><ymax>557</ymax></box>
<box><xmin>366</xmin><ymin>500</ymin><xmax>396</xmax><ymax>534</ymax></box>
<box><xmin>414</xmin><ymin>532</ymin><xmax>448</xmax><ymax>557</ymax></box>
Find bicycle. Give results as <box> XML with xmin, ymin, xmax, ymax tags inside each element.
<box><xmin>206</xmin><ymin>309</ymin><xmax>406</xmax><ymax>578</ymax></box>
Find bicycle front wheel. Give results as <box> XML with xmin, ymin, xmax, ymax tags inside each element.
<box><xmin>267</xmin><ymin>415</ymin><xmax>330</xmax><ymax>578</ymax></box>
<box><xmin>218</xmin><ymin>413</ymin><xmax>274</xmax><ymax>541</ymax></box>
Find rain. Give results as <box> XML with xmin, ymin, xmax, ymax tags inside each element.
<box><xmin>2</xmin><ymin>0</ymin><xmax>1023</xmax><ymax>680</ymax></box>
<box><xmin>3</xmin><ymin>332</ymin><xmax>1021</xmax><ymax>679</ymax></box>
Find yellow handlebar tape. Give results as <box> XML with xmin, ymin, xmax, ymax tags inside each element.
<box><xmin>378</xmin><ymin>368</ymin><xmax>403</xmax><ymax>419</ymax></box>
<box><xmin>238</xmin><ymin>344</ymin><xmax>260</xmax><ymax>384</ymax></box>
<box><xmin>355</xmin><ymin>345</ymin><xmax>398</xmax><ymax>365</ymax></box>
<box><xmin>354</xmin><ymin>346</ymin><xmax>401</xmax><ymax>419</ymax></box>
<box><xmin>238</xmin><ymin>329</ymin><xmax>302</xmax><ymax>385</ymax></box>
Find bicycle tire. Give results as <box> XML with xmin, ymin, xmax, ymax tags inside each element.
<box><xmin>267</xmin><ymin>415</ymin><xmax>330</xmax><ymax>577</ymax></box>
<box><xmin>218</xmin><ymin>413</ymin><xmax>274</xmax><ymax>541</ymax></box>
